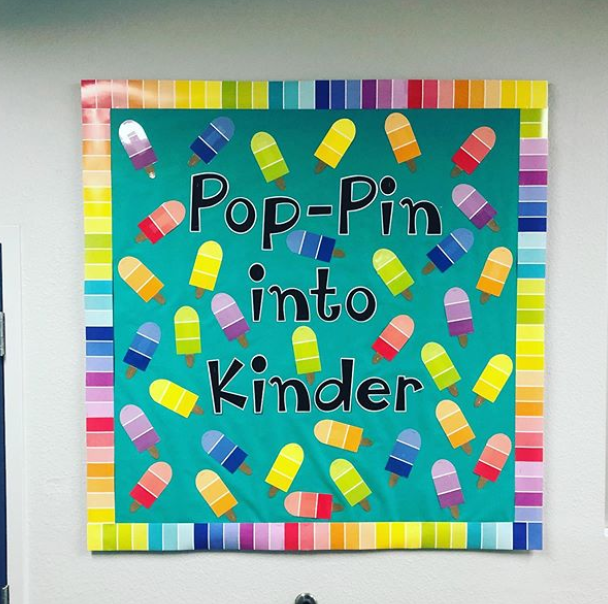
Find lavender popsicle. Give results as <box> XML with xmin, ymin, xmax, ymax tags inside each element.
<box><xmin>119</xmin><ymin>404</ymin><xmax>160</xmax><ymax>458</ymax></box>
<box><xmin>452</xmin><ymin>184</ymin><xmax>499</xmax><ymax>231</ymax></box>
<box><xmin>211</xmin><ymin>293</ymin><xmax>250</xmax><ymax>348</ymax></box>
<box><xmin>432</xmin><ymin>459</ymin><xmax>464</xmax><ymax>520</ymax></box>
<box><xmin>443</xmin><ymin>287</ymin><xmax>474</xmax><ymax>348</ymax></box>
<box><xmin>118</xmin><ymin>120</ymin><xmax>158</xmax><ymax>178</ymax></box>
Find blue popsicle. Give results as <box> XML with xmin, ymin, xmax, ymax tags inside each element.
<box><xmin>423</xmin><ymin>228</ymin><xmax>474</xmax><ymax>273</ymax></box>
<box><xmin>385</xmin><ymin>428</ymin><xmax>421</xmax><ymax>486</ymax></box>
<box><xmin>189</xmin><ymin>117</ymin><xmax>235</xmax><ymax>166</ymax></box>
<box><xmin>286</xmin><ymin>230</ymin><xmax>344</xmax><ymax>262</ymax></box>
<box><xmin>123</xmin><ymin>322</ymin><xmax>161</xmax><ymax>378</ymax></box>
<box><xmin>201</xmin><ymin>430</ymin><xmax>251</xmax><ymax>474</ymax></box>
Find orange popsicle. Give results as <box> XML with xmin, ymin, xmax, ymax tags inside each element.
<box><xmin>384</xmin><ymin>113</ymin><xmax>421</xmax><ymax>172</ymax></box>
<box><xmin>313</xmin><ymin>419</ymin><xmax>372</xmax><ymax>453</ymax></box>
<box><xmin>476</xmin><ymin>247</ymin><xmax>513</xmax><ymax>303</ymax></box>
<box><xmin>118</xmin><ymin>257</ymin><xmax>165</xmax><ymax>304</ymax></box>
<box><xmin>195</xmin><ymin>469</ymin><xmax>238</xmax><ymax>521</ymax></box>
<box><xmin>435</xmin><ymin>400</ymin><xmax>475</xmax><ymax>454</ymax></box>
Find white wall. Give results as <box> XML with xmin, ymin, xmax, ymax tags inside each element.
<box><xmin>1</xmin><ymin>0</ymin><xmax>607</xmax><ymax>602</ymax></box>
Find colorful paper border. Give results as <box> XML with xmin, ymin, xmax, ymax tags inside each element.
<box><xmin>82</xmin><ymin>79</ymin><xmax>547</xmax><ymax>552</ymax></box>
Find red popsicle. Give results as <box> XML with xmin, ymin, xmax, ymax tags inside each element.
<box><xmin>451</xmin><ymin>127</ymin><xmax>496</xmax><ymax>177</ymax></box>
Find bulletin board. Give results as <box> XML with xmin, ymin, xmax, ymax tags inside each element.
<box><xmin>82</xmin><ymin>79</ymin><xmax>547</xmax><ymax>552</ymax></box>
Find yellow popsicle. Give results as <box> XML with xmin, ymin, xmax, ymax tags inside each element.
<box><xmin>292</xmin><ymin>326</ymin><xmax>321</xmax><ymax>384</ymax></box>
<box><xmin>189</xmin><ymin>241</ymin><xmax>223</xmax><ymax>298</ymax></box>
<box><xmin>251</xmin><ymin>132</ymin><xmax>289</xmax><ymax>190</ymax></box>
<box><xmin>473</xmin><ymin>354</ymin><xmax>513</xmax><ymax>407</ymax></box>
<box><xmin>372</xmin><ymin>249</ymin><xmax>414</xmax><ymax>300</ymax></box>
<box><xmin>384</xmin><ymin>113</ymin><xmax>421</xmax><ymax>172</ymax></box>
<box><xmin>195</xmin><ymin>469</ymin><xmax>237</xmax><ymax>521</ymax></box>
<box><xmin>314</xmin><ymin>118</ymin><xmax>356</xmax><ymax>172</ymax></box>
<box><xmin>330</xmin><ymin>459</ymin><xmax>372</xmax><ymax>511</ymax></box>
<box><xmin>476</xmin><ymin>247</ymin><xmax>513</xmax><ymax>303</ymax></box>
<box><xmin>149</xmin><ymin>379</ymin><xmax>203</xmax><ymax>418</ymax></box>
<box><xmin>118</xmin><ymin>256</ymin><xmax>165</xmax><ymax>304</ymax></box>
<box><xmin>174</xmin><ymin>306</ymin><xmax>201</xmax><ymax>367</ymax></box>
<box><xmin>435</xmin><ymin>400</ymin><xmax>475</xmax><ymax>454</ymax></box>
<box><xmin>265</xmin><ymin>443</ymin><xmax>304</xmax><ymax>497</ymax></box>
<box><xmin>313</xmin><ymin>420</ymin><xmax>372</xmax><ymax>453</ymax></box>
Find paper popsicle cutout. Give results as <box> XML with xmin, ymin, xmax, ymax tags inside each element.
<box><xmin>372</xmin><ymin>248</ymin><xmax>414</xmax><ymax>300</ymax></box>
<box><xmin>136</xmin><ymin>200</ymin><xmax>186</xmax><ymax>243</ymax></box>
<box><xmin>130</xmin><ymin>462</ymin><xmax>172</xmax><ymax>512</ymax></box>
<box><xmin>211</xmin><ymin>293</ymin><xmax>250</xmax><ymax>348</ymax></box>
<box><xmin>474</xmin><ymin>434</ymin><xmax>512</xmax><ymax>488</ymax></box>
<box><xmin>473</xmin><ymin>354</ymin><xmax>513</xmax><ymax>407</ymax></box>
<box><xmin>421</xmin><ymin>342</ymin><xmax>461</xmax><ymax>396</ymax></box>
<box><xmin>435</xmin><ymin>400</ymin><xmax>475</xmax><ymax>454</ymax></box>
<box><xmin>119</xmin><ymin>119</ymin><xmax>158</xmax><ymax>178</ymax></box>
<box><xmin>286</xmin><ymin>230</ymin><xmax>345</xmax><ymax>262</ymax></box>
<box><xmin>123</xmin><ymin>321</ymin><xmax>160</xmax><ymax>378</ymax></box>
<box><xmin>452</xmin><ymin>184</ymin><xmax>499</xmax><ymax>232</ymax></box>
<box><xmin>313</xmin><ymin>419</ymin><xmax>372</xmax><ymax>453</ymax></box>
<box><xmin>330</xmin><ymin>459</ymin><xmax>372</xmax><ymax>511</ymax></box>
<box><xmin>195</xmin><ymin>469</ymin><xmax>238</xmax><ymax>521</ymax></box>
<box><xmin>432</xmin><ymin>459</ymin><xmax>464</xmax><ymax>519</ymax></box>
<box><xmin>284</xmin><ymin>491</ymin><xmax>343</xmax><ymax>520</ymax></box>
<box><xmin>443</xmin><ymin>288</ymin><xmax>474</xmax><ymax>348</ymax></box>
<box><xmin>189</xmin><ymin>117</ymin><xmax>234</xmax><ymax>166</ymax></box>
<box><xmin>118</xmin><ymin>257</ymin><xmax>165</xmax><ymax>304</ymax></box>
<box><xmin>372</xmin><ymin>314</ymin><xmax>414</xmax><ymax>363</ymax></box>
<box><xmin>201</xmin><ymin>430</ymin><xmax>252</xmax><ymax>475</ymax></box>
<box><xmin>292</xmin><ymin>326</ymin><xmax>321</xmax><ymax>384</ymax></box>
<box><xmin>423</xmin><ymin>228</ymin><xmax>474</xmax><ymax>274</ymax></box>
<box><xmin>251</xmin><ymin>132</ymin><xmax>289</xmax><ymax>190</ymax></box>
<box><xmin>119</xmin><ymin>404</ymin><xmax>160</xmax><ymax>459</ymax></box>
<box><xmin>384</xmin><ymin>113</ymin><xmax>421</xmax><ymax>172</ymax></box>
<box><xmin>314</xmin><ymin>118</ymin><xmax>356</xmax><ymax>172</ymax></box>
<box><xmin>189</xmin><ymin>241</ymin><xmax>223</xmax><ymax>298</ymax></box>
<box><xmin>174</xmin><ymin>306</ymin><xmax>201</xmax><ymax>367</ymax></box>
<box><xmin>149</xmin><ymin>379</ymin><xmax>203</xmax><ymax>418</ymax></box>
<box><xmin>451</xmin><ymin>126</ymin><xmax>496</xmax><ymax>177</ymax></box>
<box><xmin>385</xmin><ymin>428</ymin><xmax>421</xmax><ymax>486</ymax></box>
<box><xmin>476</xmin><ymin>247</ymin><xmax>513</xmax><ymax>303</ymax></box>
<box><xmin>265</xmin><ymin>443</ymin><xmax>304</xmax><ymax>497</ymax></box>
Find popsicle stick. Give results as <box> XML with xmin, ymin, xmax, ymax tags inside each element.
<box><xmin>268</xmin><ymin>485</ymin><xmax>279</xmax><ymax>498</ymax></box>
<box><xmin>359</xmin><ymin>498</ymin><xmax>371</xmax><ymax>512</ymax></box>
<box><xmin>389</xmin><ymin>473</ymin><xmax>399</xmax><ymax>487</ymax></box>
<box><xmin>185</xmin><ymin>354</ymin><xmax>195</xmax><ymax>368</ymax></box>
<box><xmin>153</xmin><ymin>293</ymin><xmax>165</xmax><ymax>305</ymax></box>
<box><xmin>372</xmin><ymin>352</ymin><xmax>383</xmax><ymax>364</ymax></box>
<box><xmin>314</xmin><ymin>159</ymin><xmax>327</xmax><ymax>174</ymax></box>
<box><xmin>451</xmin><ymin>165</ymin><xmax>462</xmax><ymax>178</ymax></box>
<box><xmin>461</xmin><ymin>442</ymin><xmax>472</xmax><ymax>455</ymax></box>
<box><xmin>477</xmin><ymin>476</ymin><xmax>488</xmax><ymax>489</ymax></box>
<box><xmin>306</xmin><ymin>373</ymin><xmax>315</xmax><ymax>385</ymax></box>
<box><xmin>449</xmin><ymin>505</ymin><xmax>460</xmax><ymax>520</ymax></box>
<box><xmin>148</xmin><ymin>445</ymin><xmax>160</xmax><ymax>460</ymax></box>
<box><xmin>130</xmin><ymin>501</ymin><xmax>141</xmax><ymax>513</ymax></box>
<box><xmin>487</xmin><ymin>219</ymin><xmax>500</xmax><ymax>232</ymax></box>
<box><xmin>480</xmin><ymin>292</ymin><xmax>491</xmax><ymax>304</ymax></box>
<box><xmin>274</xmin><ymin>177</ymin><xmax>286</xmax><ymax>190</ymax></box>
<box><xmin>361</xmin><ymin>437</ymin><xmax>373</xmax><ymax>447</ymax></box>
<box><xmin>135</xmin><ymin>232</ymin><xmax>146</xmax><ymax>243</ymax></box>
<box><xmin>188</xmin><ymin>154</ymin><xmax>200</xmax><ymax>167</ymax></box>
<box><xmin>422</xmin><ymin>262</ymin><xmax>435</xmax><ymax>275</ymax></box>
<box><xmin>401</xmin><ymin>288</ymin><xmax>413</xmax><ymax>300</ymax></box>
<box><xmin>195</xmin><ymin>287</ymin><xmax>205</xmax><ymax>298</ymax></box>
<box><xmin>406</xmin><ymin>159</ymin><xmax>417</xmax><ymax>173</ymax></box>
<box><xmin>458</xmin><ymin>334</ymin><xmax>468</xmax><ymax>348</ymax></box>
<box><xmin>145</xmin><ymin>165</ymin><xmax>156</xmax><ymax>179</ymax></box>
<box><xmin>448</xmin><ymin>384</ymin><xmax>459</xmax><ymax>397</ymax></box>
<box><xmin>474</xmin><ymin>395</ymin><xmax>485</xmax><ymax>408</ymax></box>
<box><xmin>237</xmin><ymin>334</ymin><xmax>249</xmax><ymax>348</ymax></box>
<box><xmin>332</xmin><ymin>502</ymin><xmax>344</xmax><ymax>512</ymax></box>
<box><xmin>239</xmin><ymin>462</ymin><xmax>252</xmax><ymax>475</ymax></box>
<box><xmin>226</xmin><ymin>509</ymin><xmax>237</xmax><ymax>522</ymax></box>
<box><xmin>332</xmin><ymin>248</ymin><xmax>346</xmax><ymax>258</ymax></box>
<box><xmin>192</xmin><ymin>404</ymin><xmax>204</xmax><ymax>415</ymax></box>
<box><xmin>126</xmin><ymin>365</ymin><xmax>137</xmax><ymax>379</ymax></box>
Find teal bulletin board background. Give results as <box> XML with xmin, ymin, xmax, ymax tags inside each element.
<box><xmin>112</xmin><ymin>108</ymin><xmax>520</xmax><ymax>524</ymax></box>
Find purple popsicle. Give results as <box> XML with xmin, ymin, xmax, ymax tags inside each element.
<box><xmin>444</xmin><ymin>287</ymin><xmax>474</xmax><ymax>348</ymax></box>
<box><xmin>119</xmin><ymin>404</ymin><xmax>160</xmax><ymax>458</ymax></box>
<box><xmin>211</xmin><ymin>293</ymin><xmax>250</xmax><ymax>348</ymax></box>
<box><xmin>118</xmin><ymin>120</ymin><xmax>158</xmax><ymax>178</ymax></box>
<box><xmin>452</xmin><ymin>184</ymin><xmax>499</xmax><ymax>232</ymax></box>
<box><xmin>432</xmin><ymin>459</ymin><xmax>464</xmax><ymax>520</ymax></box>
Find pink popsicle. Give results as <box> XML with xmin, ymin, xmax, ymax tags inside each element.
<box><xmin>119</xmin><ymin>404</ymin><xmax>160</xmax><ymax>458</ymax></box>
<box><xmin>211</xmin><ymin>293</ymin><xmax>250</xmax><ymax>348</ymax></box>
<box><xmin>432</xmin><ymin>459</ymin><xmax>464</xmax><ymax>520</ymax></box>
<box><xmin>372</xmin><ymin>315</ymin><xmax>415</xmax><ymax>363</ymax></box>
<box><xmin>452</xmin><ymin>184</ymin><xmax>499</xmax><ymax>232</ymax></box>
<box><xmin>443</xmin><ymin>288</ymin><xmax>474</xmax><ymax>348</ymax></box>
